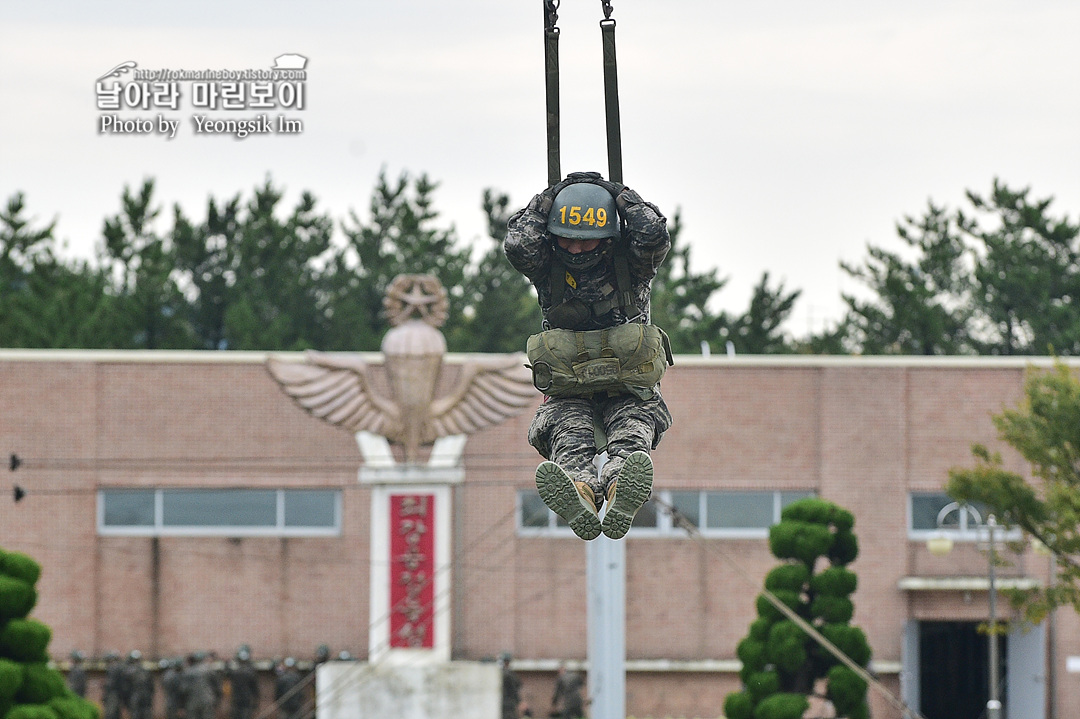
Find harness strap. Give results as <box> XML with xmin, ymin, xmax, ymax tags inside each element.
<box><xmin>544</xmin><ymin>1</ymin><xmax>561</xmax><ymax>186</ymax></box>
<box><xmin>600</xmin><ymin>14</ymin><xmax>622</xmax><ymax>184</ymax></box>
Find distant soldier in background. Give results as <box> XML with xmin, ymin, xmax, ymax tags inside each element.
<box><xmin>550</xmin><ymin>663</ymin><xmax>586</xmax><ymax>719</ymax></box>
<box><xmin>274</xmin><ymin>658</ymin><xmax>304</xmax><ymax>719</ymax></box>
<box><xmin>498</xmin><ymin>653</ymin><xmax>521</xmax><ymax>719</ymax></box>
<box><xmin>67</xmin><ymin>650</ymin><xmax>88</xmax><ymax>698</ymax></box>
<box><xmin>126</xmin><ymin>651</ymin><xmax>155</xmax><ymax>719</ymax></box>
<box><xmin>313</xmin><ymin>645</ymin><xmax>330</xmax><ymax>669</ymax></box>
<box><xmin>161</xmin><ymin>658</ymin><xmax>185</xmax><ymax>719</ymax></box>
<box><xmin>102</xmin><ymin>652</ymin><xmax>126</xmax><ymax>719</ymax></box>
<box><xmin>228</xmin><ymin>646</ymin><xmax>260</xmax><ymax>719</ymax></box>
<box><xmin>307</xmin><ymin>645</ymin><xmax>329</xmax><ymax>719</ymax></box>
<box><xmin>184</xmin><ymin>652</ymin><xmax>219</xmax><ymax>719</ymax></box>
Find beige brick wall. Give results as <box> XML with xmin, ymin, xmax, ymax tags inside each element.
<box><xmin>2</xmin><ymin>352</ymin><xmax>1074</xmax><ymax>719</ymax></box>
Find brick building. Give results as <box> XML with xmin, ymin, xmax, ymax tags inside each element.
<box><xmin>0</xmin><ymin>350</ymin><xmax>1074</xmax><ymax>719</ymax></box>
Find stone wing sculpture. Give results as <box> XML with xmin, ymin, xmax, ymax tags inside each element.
<box><xmin>267</xmin><ymin>351</ymin><xmax>535</xmax><ymax>463</ymax></box>
<box><xmin>266</xmin><ymin>274</ymin><xmax>538</xmax><ymax>463</ymax></box>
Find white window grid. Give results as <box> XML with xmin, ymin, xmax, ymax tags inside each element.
<box><xmin>97</xmin><ymin>488</ymin><xmax>342</xmax><ymax>537</ymax></box>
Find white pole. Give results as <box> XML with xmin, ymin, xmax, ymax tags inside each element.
<box><xmin>587</xmin><ymin>453</ymin><xmax>626</xmax><ymax>719</ymax></box>
<box><xmin>987</xmin><ymin>515</ymin><xmax>1001</xmax><ymax>719</ymax></box>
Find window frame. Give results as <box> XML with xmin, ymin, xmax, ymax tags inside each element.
<box><xmin>907</xmin><ymin>491</ymin><xmax>1021</xmax><ymax>543</ymax></box>
<box><xmin>97</xmin><ymin>487</ymin><xmax>342</xmax><ymax>537</ymax></box>
<box><xmin>516</xmin><ymin>488</ymin><xmax>815</xmax><ymax>538</ymax></box>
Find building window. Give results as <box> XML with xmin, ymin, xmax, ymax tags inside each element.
<box><xmin>98</xmin><ymin>488</ymin><xmax>341</xmax><ymax>536</ymax></box>
<box><xmin>517</xmin><ymin>489</ymin><xmax>814</xmax><ymax>537</ymax></box>
<box><xmin>908</xmin><ymin>492</ymin><xmax>1017</xmax><ymax>541</ymax></box>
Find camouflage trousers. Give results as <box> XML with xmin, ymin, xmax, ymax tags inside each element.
<box><xmin>528</xmin><ymin>391</ymin><xmax>672</xmax><ymax>497</ymax></box>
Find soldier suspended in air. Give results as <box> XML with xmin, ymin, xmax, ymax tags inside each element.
<box><xmin>505</xmin><ymin>172</ymin><xmax>673</xmax><ymax>540</ymax></box>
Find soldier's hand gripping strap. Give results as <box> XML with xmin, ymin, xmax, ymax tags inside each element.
<box><xmin>526</xmin><ymin>323</ymin><xmax>674</xmax><ymax>400</ymax></box>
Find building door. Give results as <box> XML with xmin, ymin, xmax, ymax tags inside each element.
<box><xmin>918</xmin><ymin>621</ymin><xmax>1004</xmax><ymax>719</ymax></box>
<box><xmin>1006</xmin><ymin>622</ymin><xmax>1045</xmax><ymax>719</ymax></box>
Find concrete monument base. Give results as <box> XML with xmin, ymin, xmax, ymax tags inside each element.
<box><xmin>316</xmin><ymin>660</ymin><xmax>501</xmax><ymax>719</ymax></box>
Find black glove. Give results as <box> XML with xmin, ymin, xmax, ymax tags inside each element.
<box><xmin>564</xmin><ymin>171</ymin><xmax>602</xmax><ymax>184</ymax></box>
<box><xmin>593</xmin><ymin>178</ymin><xmax>626</xmax><ymax>199</ymax></box>
<box><xmin>527</xmin><ymin>187</ymin><xmax>556</xmax><ymax>215</ymax></box>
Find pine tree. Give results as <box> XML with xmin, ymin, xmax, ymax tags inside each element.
<box><xmin>446</xmin><ymin>189</ymin><xmax>542</xmax><ymax>353</ymax></box>
<box><xmin>0</xmin><ymin>546</ymin><xmax>99</xmax><ymax>719</ymax></box>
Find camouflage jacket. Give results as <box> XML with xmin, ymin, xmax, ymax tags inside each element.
<box><xmin>504</xmin><ymin>183</ymin><xmax>669</xmax><ymax>331</ymax></box>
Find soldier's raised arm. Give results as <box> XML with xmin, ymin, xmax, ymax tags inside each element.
<box><xmin>504</xmin><ymin>187</ymin><xmax>558</xmax><ymax>281</ymax></box>
<box><xmin>615</xmin><ymin>187</ymin><xmax>669</xmax><ymax>280</ymax></box>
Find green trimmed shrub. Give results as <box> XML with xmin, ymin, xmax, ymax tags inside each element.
<box><xmin>49</xmin><ymin>695</ymin><xmax>101</xmax><ymax>719</ymax></box>
<box><xmin>847</xmin><ymin>699</ymin><xmax>870</xmax><ymax>719</ymax></box>
<box><xmin>0</xmin><ymin>576</ymin><xmax>38</xmax><ymax>621</ymax></box>
<box><xmin>769</xmin><ymin>521</ymin><xmax>832</xmax><ymax>566</ymax></box>
<box><xmin>748</xmin><ymin>617</ymin><xmax>771</xmax><ymax>642</ymax></box>
<box><xmin>16</xmin><ymin>664</ymin><xmax>66</xmax><ymax>704</ymax></box>
<box><xmin>6</xmin><ymin>703</ymin><xmax>60</xmax><ymax>719</ymax></box>
<box><xmin>726</xmin><ymin>499</ymin><xmax>872</xmax><ymax>719</ymax></box>
<box><xmin>764</xmin><ymin>564</ymin><xmax>809</xmax><ymax>592</ymax></box>
<box><xmin>810</xmin><ymin>595</ymin><xmax>854</xmax><ymax>624</ymax></box>
<box><xmin>781</xmin><ymin>498</ymin><xmax>854</xmax><ymax>531</ymax></box>
<box><xmin>825</xmin><ymin>665</ymin><xmax>868</xmax><ymax>716</ymax></box>
<box><xmin>752</xmin><ymin>692</ymin><xmax>809</xmax><ymax>719</ymax></box>
<box><xmin>723</xmin><ymin>690</ymin><xmax>753</xmax><ymax>719</ymax></box>
<box><xmin>0</xmin><ymin>658</ymin><xmax>24</xmax><ymax>702</ymax></box>
<box><xmin>736</xmin><ymin>637</ymin><xmax>766</xmax><ymax>674</ymax></box>
<box><xmin>829</xmin><ymin>528</ymin><xmax>859</xmax><ymax>566</ymax></box>
<box><xmin>765</xmin><ymin>621</ymin><xmax>806</xmax><ymax>675</ymax></box>
<box><xmin>745</xmin><ymin>671</ymin><xmax>780</xmax><ymax>703</ymax></box>
<box><xmin>755</xmin><ymin>590</ymin><xmax>799</xmax><ymax>622</ymax></box>
<box><xmin>0</xmin><ymin>554</ymin><xmax>42</xmax><ymax>587</ymax></box>
<box><xmin>820</xmin><ymin>625</ymin><xmax>872</xmax><ymax>667</ymax></box>
<box><xmin>811</xmin><ymin>567</ymin><xmax>858</xmax><ymax>597</ymax></box>
<box><xmin>0</xmin><ymin>620</ymin><xmax>51</xmax><ymax>663</ymax></box>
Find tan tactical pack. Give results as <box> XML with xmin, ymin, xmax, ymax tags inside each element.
<box><xmin>526</xmin><ymin>323</ymin><xmax>673</xmax><ymax>400</ymax></box>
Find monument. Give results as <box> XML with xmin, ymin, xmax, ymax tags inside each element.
<box><xmin>267</xmin><ymin>274</ymin><xmax>536</xmax><ymax>719</ymax></box>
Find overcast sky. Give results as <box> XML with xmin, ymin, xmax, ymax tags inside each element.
<box><xmin>2</xmin><ymin>1</ymin><xmax>1078</xmax><ymax>336</ymax></box>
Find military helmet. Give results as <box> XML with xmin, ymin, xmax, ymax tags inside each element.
<box><xmin>547</xmin><ymin>182</ymin><xmax>620</xmax><ymax>241</ymax></box>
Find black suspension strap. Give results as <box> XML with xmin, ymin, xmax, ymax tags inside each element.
<box><xmin>599</xmin><ymin>1</ymin><xmax>622</xmax><ymax>184</ymax></box>
<box><xmin>544</xmin><ymin>0</ymin><xmax>562</xmax><ymax>186</ymax></box>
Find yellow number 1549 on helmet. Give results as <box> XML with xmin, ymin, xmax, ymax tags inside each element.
<box><xmin>547</xmin><ymin>183</ymin><xmax>621</xmax><ymax>240</ymax></box>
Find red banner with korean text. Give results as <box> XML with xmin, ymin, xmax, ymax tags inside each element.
<box><xmin>389</xmin><ymin>494</ymin><xmax>436</xmax><ymax>648</ymax></box>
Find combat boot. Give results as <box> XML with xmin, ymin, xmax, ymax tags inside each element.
<box><xmin>535</xmin><ymin>461</ymin><xmax>602</xmax><ymax>540</ymax></box>
<box><xmin>601</xmin><ymin>451</ymin><xmax>653</xmax><ymax>539</ymax></box>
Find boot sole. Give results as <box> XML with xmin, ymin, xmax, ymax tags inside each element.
<box><xmin>602</xmin><ymin>451</ymin><xmax>653</xmax><ymax>539</ymax></box>
<box><xmin>535</xmin><ymin>462</ymin><xmax>601</xmax><ymax>541</ymax></box>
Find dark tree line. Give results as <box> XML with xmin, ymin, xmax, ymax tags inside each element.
<box><xmin>2</xmin><ymin>175</ymin><xmax>1075</xmax><ymax>355</ymax></box>
<box><xmin>0</xmin><ymin>172</ymin><xmax>800</xmax><ymax>354</ymax></box>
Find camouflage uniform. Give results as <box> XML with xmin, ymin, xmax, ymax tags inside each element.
<box><xmin>504</xmin><ymin>176</ymin><xmax>673</xmax><ymax>500</ymax></box>
<box><xmin>229</xmin><ymin>658</ymin><xmax>260</xmax><ymax>719</ymax></box>
<box><xmin>274</xmin><ymin>660</ymin><xmax>305</xmax><ymax>719</ymax></box>
<box><xmin>184</xmin><ymin>655</ymin><xmax>219</xmax><ymax>719</ymax></box>
<box><xmin>498</xmin><ymin>655</ymin><xmax>521</xmax><ymax>719</ymax></box>
<box><xmin>161</xmin><ymin>659</ymin><xmax>186</xmax><ymax>719</ymax></box>
<box><xmin>551</xmin><ymin>665</ymin><xmax>586</xmax><ymax>719</ymax></box>
<box><xmin>67</xmin><ymin>653</ymin><xmax>87</xmax><ymax>698</ymax></box>
<box><xmin>102</xmin><ymin>654</ymin><xmax>127</xmax><ymax>719</ymax></box>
